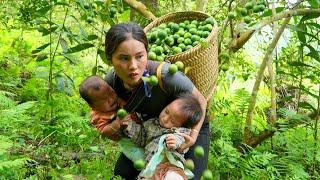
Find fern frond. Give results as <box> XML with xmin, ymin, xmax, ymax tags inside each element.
<box><xmin>233</xmin><ymin>88</ymin><xmax>250</xmax><ymax>115</ymax></box>
<box><xmin>0</xmin><ymin>91</ymin><xmax>15</xmax><ymax>110</ymax></box>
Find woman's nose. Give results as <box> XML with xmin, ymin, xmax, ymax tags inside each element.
<box><xmin>129</xmin><ymin>59</ymin><xmax>138</xmax><ymax>70</ymax></box>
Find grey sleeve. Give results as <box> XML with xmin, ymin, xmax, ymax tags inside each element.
<box><xmin>161</xmin><ymin>63</ymin><xmax>194</xmax><ymax>97</ymax></box>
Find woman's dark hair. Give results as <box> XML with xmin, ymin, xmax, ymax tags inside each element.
<box><xmin>176</xmin><ymin>93</ymin><xmax>203</xmax><ymax>128</ymax></box>
<box><xmin>105</xmin><ymin>22</ymin><xmax>148</xmax><ymax>61</ymax></box>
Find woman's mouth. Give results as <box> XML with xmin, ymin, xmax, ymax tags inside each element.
<box><xmin>129</xmin><ymin>72</ymin><xmax>139</xmax><ymax>79</ymax></box>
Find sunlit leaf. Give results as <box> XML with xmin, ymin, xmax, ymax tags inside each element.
<box><xmin>298</xmin><ymin>101</ymin><xmax>317</xmax><ymax>112</ymax></box>
<box><xmin>35</xmin><ymin>5</ymin><xmax>53</xmax><ymax>16</ymax></box>
<box><xmin>35</xmin><ymin>53</ymin><xmax>48</xmax><ymax>61</ymax></box>
<box><xmin>86</xmin><ymin>35</ymin><xmax>99</xmax><ymax>41</ymax></box>
<box><xmin>97</xmin><ymin>49</ymin><xmax>108</xmax><ymax>64</ymax></box>
<box><xmin>301</xmin><ymin>14</ymin><xmax>320</xmax><ymax>22</ymax></box>
<box><xmin>307</xmin><ymin>0</ymin><xmax>319</xmax><ymax>8</ymax></box>
<box><xmin>297</xmin><ymin>23</ymin><xmax>306</xmax><ymax>43</ymax></box>
<box><xmin>59</xmin><ymin>38</ymin><xmax>68</xmax><ymax>53</ymax></box>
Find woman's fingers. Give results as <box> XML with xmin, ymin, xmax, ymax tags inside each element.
<box><xmin>177</xmin><ymin>133</ymin><xmax>196</xmax><ymax>151</ymax></box>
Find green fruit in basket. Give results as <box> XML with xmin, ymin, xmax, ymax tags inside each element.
<box><xmin>175</xmin><ymin>61</ymin><xmax>184</xmax><ymax>71</ymax></box>
<box><xmin>203</xmin><ymin>24</ymin><xmax>213</xmax><ymax>32</ymax></box>
<box><xmin>172</xmin><ymin>47</ymin><xmax>183</xmax><ymax>55</ymax></box>
<box><xmin>184</xmin><ymin>38</ymin><xmax>192</xmax><ymax>45</ymax></box>
<box><xmin>171</xmin><ymin>23</ymin><xmax>180</xmax><ymax>32</ymax></box>
<box><xmin>178</xmin><ymin>22</ymin><xmax>186</xmax><ymax>29</ymax></box>
<box><xmin>156</xmin><ymin>55</ymin><xmax>165</xmax><ymax>61</ymax></box>
<box><xmin>258</xmin><ymin>4</ymin><xmax>266</xmax><ymax>11</ymax></box>
<box><xmin>189</xmin><ymin>28</ymin><xmax>197</xmax><ymax>35</ymax></box>
<box><xmin>191</xmin><ymin>35</ymin><xmax>201</xmax><ymax>42</ymax></box>
<box><xmin>154</xmin><ymin>46</ymin><xmax>163</xmax><ymax>55</ymax></box>
<box><xmin>204</xmin><ymin>17</ymin><xmax>215</xmax><ymax>25</ymax></box>
<box><xmin>183</xmin><ymin>20</ymin><xmax>190</xmax><ymax>25</ymax></box>
<box><xmin>191</xmin><ymin>20</ymin><xmax>198</xmax><ymax>25</ymax></box>
<box><xmin>178</xmin><ymin>43</ymin><xmax>186</xmax><ymax>51</ymax></box>
<box><xmin>157</xmin><ymin>30</ymin><xmax>167</xmax><ymax>40</ymax></box>
<box><xmin>177</xmin><ymin>29</ymin><xmax>185</xmax><ymax>37</ymax></box>
<box><xmin>173</xmin><ymin>34</ymin><xmax>180</xmax><ymax>41</ymax></box>
<box><xmin>184</xmin><ymin>32</ymin><xmax>192</xmax><ymax>39</ymax></box>
<box><xmin>187</xmin><ymin>23</ymin><xmax>197</xmax><ymax>30</ymax></box>
<box><xmin>186</xmin><ymin>45</ymin><xmax>193</xmax><ymax>50</ymax></box>
<box><xmin>169</xmin><ymin>64</ymin><xmax>179</xmax><ymax>74</ymax></box>
<box><xmin>148</xmin><ymin>51</ymin><xmax>157</xmax><ymax>60</ymax></box>
<box><xmin>165</xmin><ymin>37</ymin><xmax>175</xmax><ymax>46</ymax></box>
<box><xmin>177</xmin><ymin>37</ymin><xmax>185</xmax><ymax>44</ymax></box>
<box><xmin>193</xmin><ymin>41</ymin><xmax>199</xmax><ymax>46</ymax></box>
<box><xmin>158</xmin><ymin>23</ymin><xmax>167</xmax><ymax>29</ymax></box>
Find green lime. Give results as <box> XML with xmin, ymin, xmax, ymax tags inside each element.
<box><xmin>117</xmin><ymin>108</ymin><xmax>127</xmax><ymax>119</ymax></box>
<box><xmin>244</xmin><ymin>16</ymin><xmax>252</xmax><ymax>24</ymax></box>
<box><xmin>240</xmin><ymin>8</ymin><xmax>248</xmax><ymax>16</ymax></box>
<box><xmin>173</xmin><ymin>34</ymin><xmax>180</xmax><ymax>41</ymax></box>
<box><xmin>185</xmin><ymin>45</ymin><xmax>193</xmax><ymax>50</ymax></box>
<box><xmin>245</xmin><ymin>2</ymin><xmax>254</xmax><ymax>9</ymax></box>
<box><xmin>203</xmin><ymin>24</ymin><xmax>213</xmax><ymax>32</ymax></box>
<box><xmin>178</xmin><ymin>22</ymin><xmax>186</xmax><ymax>29</ymax></box>
<box><xmin>171</xmin><ymin>23</ymin><xmax>180</xmax><ymax>32</ymax></box>
<box><xmin>191</xmin><ymin>35</ymin><xmax>201</xmax><ymax>42</ymax></box>
<box><xmin>220</xmin><ymin>64</ymin><xmax>229</xmax><ymax>71</ymax></box>
<box><xmin>183</xmin><ymin>20</ymin><xmax>190</xmax><ymax>25</ymax></box>
<box><xmin>258</xmin><ymin>4</ymin><xmax>266</xmax><ymax>11</ymax></box>
<box><xmin>184</xmin><ymin>38</ymin><xmax>192</xmax><ymax>45</ymax></box>
<box><xmin>228</xmin><ymin>12</ymin><xmax>237</xmax><ymax>19</ymax></box>
<box><xmin>202</xmin><ymin>169</ymin><xmax>213</xmax><ymax>180</ymax></box>
<box><xmin>192</xmin><ymin>41</ymin><xmax>199</xmax><ymax>46</ymax></box>
<box><xmin>253</xmin><ymin>5</ymin><xmax>260</xmax><ymax>13</ymax></box>
<box><xmin>187</xmin><ymin>24</ymin><xmax>197</xmax><ymax>30</ymax></box>
<box><xmin>172</xmin><ymin>47</ymin><xmax>183</xmax><ymax>54</ymax></box>
<box><xmin>154</xmin><ymin>46</ymin><xmax>164</xmax><ymax>55</ymax></box>
<box><xmin>157</xmin><ymin>30</ymin><xmax>167</xmax><ymax>40</ymax></box>
<box><xmin>148</xmin><ymin>75</ymin><xmax>158</xmax><ymax>86</ymax></box>
<box><xmin>184</xmin><ymin>32</ymin><xmax>192</xmax><ymax>39</ymax></box>
<box><xmin>177</xmin><ymin>37</ymin><xmax>185</xmax><ymax>44</ymax></box>
<box><xmin>175</xmin><ymin>61</ymin><xmax>184</xmax><ymax>71</ymax></box>
<box><xmin>184</xmin><ymin>159</ymin><xmax>194</xmax><ymax>170</ymax></box>
<box><xmin>165</xmin><ymin>37</ymin><xmax>175</xmax><ymax>46</ymax></box>
<box><xmin>177</xmin><ymin>30</ymin><xmax>185</xmax><ymax>37</ymax></box>
<box><xmin>189</xmin><ymin>28</ymin><xmax>198</xmax><ymax>35</ymax></box>
<box><xmin>204</xmin><ymin>17</ymin><xmax>215</xmax><ymax>25</ymax></box>
<box><xmin>158</xmin><ymin>23</ymin><xmax>167</xmax><ymax>29</ymax></box>
<box><xmin>169</xmin><ymin>64</ymin><xmax>178</xmax><ymax>74</ymax></box>
<box><xmin>201</xmin><ymin>31</ymin><xmax>210</xmax><ymax>38</ymax></box>
<box><xmin>156</xmin><ymin>55</ymin><xmax>165</xmax><ymax>61</ymax></box>
<box><xmin>178</xmin><ymin>43</ymin><xmax>186</xmax><ymax>51</ymax></box>
<box><xmin>191</xmin><ymin>20</ymin><xmax>198</xmax><ymax>25</ymax></box>
<box><xmin>148</xmin><ymin>51</ymin><xmax>157</xmax><ymax>60</ymax></box>
<box><xmin>133</xmin><ymin>159</ymin><xmax>145</xmax><ymax>170</ymax></box>
<box><xmin>194</xmin><ymin>145</ymin><xmax>204</xmax><ymax>158</ymax></box>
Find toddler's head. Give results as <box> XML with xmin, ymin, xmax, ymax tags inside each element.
<box><xmin>79</xmin><ymin>76</ymin><xmax>118</xmax><ymax>112</ymax></box>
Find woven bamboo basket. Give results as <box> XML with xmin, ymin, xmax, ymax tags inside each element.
<box><xmin>144</xmin><ymin>11</ymin><xmax>219</xmax><ymax>101</ymax></box>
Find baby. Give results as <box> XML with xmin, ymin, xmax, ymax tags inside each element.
<box><xmin>79</xmin><ymin>75</ymin><xmax>202</xmax><ymax>180</ymax></box>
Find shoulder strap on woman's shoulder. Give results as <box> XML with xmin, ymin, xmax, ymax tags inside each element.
<box><xmin>156</xmin><ymin>62</ymin><xmax>167</xmax><ymax>93</ymax></box>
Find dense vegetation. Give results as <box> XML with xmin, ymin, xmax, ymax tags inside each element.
<box><xmin>0</xmin><ymin>0</ymin><xmax>319</xmax><ymax>179</ymax></box>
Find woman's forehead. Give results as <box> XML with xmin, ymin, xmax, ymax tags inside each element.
<box><xmin>114</xmin><ymin>38</ymin><xmax>146</xmax><ymax>54</ymax></box>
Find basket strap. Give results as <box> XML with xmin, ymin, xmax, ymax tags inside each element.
<box><xmin>156</xmin><ymin>62</ymin><xmax>166</xmax><ymax>93</ymax></box>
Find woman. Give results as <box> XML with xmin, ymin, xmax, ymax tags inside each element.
<box><xmin>91</xmin><ymin>22</ymin><xmax>209</xmax><ymax>179</ymax></box>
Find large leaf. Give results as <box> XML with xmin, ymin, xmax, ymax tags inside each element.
<box><xmin>35</xmin><ymin>5</ymin><xmax>53</xmax><ymax>16</ymax></box>
<box><xmin>287</xmin><ymin>61</ymin><xmax>314</xmax><ymax>68</ymax></box>
<box><xmin>32</xmin><ymin>43</ymin><xmax>51</xmax><ymax>54</ymax></box>
<box><xmin>301</xmin><ymin>14</ymin><xmax>320</xmax><ymax>22</ymax></box>
<box><xmin>303</xmin><ymin>44</ymin><xmax>320</xmax><ymax>62</ymax></box>
<box><xmin>35</xmin><ymin>53</ymin><xmax>49</xmax><ymax>62</ymax></box>
<box><xmin>62</xmin><ymin>54</ymin><xmax>77</xmax><ymax>65</ymax></box>
<box><xmin>66</xmin><ymin>43</ymin><xmax>94</xmax><ymax>53</ymax></box>
<box><xmin>288</xmin><ymin>24</ymin><xmax>319</xmax><ymax>42</ymax></box>
<box><xmin>59</xmin><ymin>38</ymin><xmax>68</xmax><ymax>53</ymax></box>
<box><xmin>97</xmin><ymin>49</ymin><xmax>108</xmax><ymax>64</ymax></box>
<box><xmin>300</xmin><ymin>85</ymin><xmax>319</xmax><ymax>99</ymax></box>
<box><xmin>297</xmin><ymin>23</ymin><xmax>307</xmax><ymax>43</ymax></box>
<box><xmin>307</xmin><ymin>0</ymin><xmax>319</xmax><ymax>9</ymax></box>
<box><xmin>37</xmin><ymin>25</ymin><xmax>59</xmax><ymax>36</ymax></box>
<box><xmin>306</xmin><ymin>22</ymin><xmax>320</xmax><ymax>30</ymax></box>
<box><xmin>86</xmin><ymin>35</ymin><xmax>99</xmax><ymax>41</ymax></box>
<box><xmin>298</xmin><ymin>101</ymin><xmax>317</xmax><ymax>112</ymax></box>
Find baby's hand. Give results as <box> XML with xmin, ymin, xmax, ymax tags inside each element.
<box><xmin>116</xmin><ymin>114</ymin><xmax>131</xmax><ymax>126</ymax></box>
<box><xmin>165</xmin><ymin>134</ymin><xmax>178</xmax><ymax>149</ymax></box>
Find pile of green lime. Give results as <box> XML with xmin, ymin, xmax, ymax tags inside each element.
<box><xmin>146</xmin><ymin>17</ymin><xmax>215</xmax><ymax>61</ymax></box>
<box><xmin>227</xmin><ymin>1</ymin><xmax>267</xmax><ymax>24</ymax></box>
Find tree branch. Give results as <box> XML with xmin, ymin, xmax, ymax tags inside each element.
<box><xmin>243</xmin><ymin>17</ymin><xmax>291</xmax><ymax>144</ymax></box>
<box><xmin>123</xmin><ymin>0</ymin><xmax>157</xmax><ymax>21</ymax></box>
<box><xmin>230</xmin><ymin>8</ymin><xmax>320</xmax><ymax>52</ymax></box>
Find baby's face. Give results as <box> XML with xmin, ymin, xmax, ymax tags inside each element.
<box><xmin>159</xmin><ymin>100</ymin><xmax>185</xmax><ymax>128</ymax></box>
<box><xmin>91</xmin><ymin>85</ymin><xmax>118</xmax><ymax>112</ymax></box>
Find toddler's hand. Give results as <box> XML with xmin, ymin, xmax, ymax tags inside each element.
<box><xmin>165</xmin><ymin>134</ymin><xmax>178</xmax><ymax>149</ymax></box>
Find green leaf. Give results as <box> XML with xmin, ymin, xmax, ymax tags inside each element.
<box><xmin>35</xmin><ymin>5</ymin><xmax>53</xmax><ymax>16</ymax></box>
<box><xmin>298</xmin><ymin>101</ymin><xmax>316</xmax><ymax>112</ymax></box>
<box><xmin>32</xmin><ymin>43</ymin><xmax>51</xmax><ymax>54</ymax></box>
<box><xmin>288</xmin><ymin>61</ymin><xmax>314</xmax><ymax>68</ymax></box>
<box><xmin>261</xmin><ymin>7</ymin><xmax>285</xmax><ymax>17</ymax></box>
<box><xmin>307</xmin><ymin>0</ymin><xmax>319</xmax><ymax>8</ymax></box>
<box><xmin>97</xmin><ymin>49</ymin><xmax>108</xmax><ymax>64</ymax></box>
<box><xmin>59</xmin><ymin>38</ymin><xmax>68</xmax><ymax>53</ymax></box>
<box><xmin>86</xmin><ymin>34</ymin><xmax>99</xmax><ymax>41</ymax></box>
<box><xmin>303</xmin><ymin>44</ymin><xmax>320</xmax><ymax>62</ymax></box>
<box><xmin>66</xmin><ymin>43</ymin><xmax>94</xmax><ymax>53</ymax></box>
<box><xmin>301</xmin><ymin>14</ymin><xmax>320</xmax><ymax>22</ymax></box>
<box><xmin>297</xmin><ymin>23</ymin><xmax>306</xmax><ymax>43</ymax></box>
<box><xmin>62</xmin><ymin>54</ymin><xmax>76</xmax><ymax>65</ymax></box>
<box><xmin>306</xmin><ymin>22</ymin><xmax>320</xmax><ymax>29</ymax></box>
<box><xmin>36</xmin><ymin>54</ymin><xmax>48</xmax><ymax>61</ymax></box>
<box><xmin>37</xmin><ymin>25</ymin><xmax>59</xmax><ymax>36</ymax></box>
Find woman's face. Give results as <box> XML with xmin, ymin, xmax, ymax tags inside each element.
<box><xmin>111</xmin><ymin>36</ymin><xmax>148</xmax><ymax>88</ymax></box>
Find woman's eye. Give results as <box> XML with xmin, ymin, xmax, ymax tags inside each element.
<box><xmin>136</xmin><ymin>55</ymin><xmax>143</xmax><ymax>60</ymax></box>
<box><xmin>120</xmin><ymin>56</ymin><xmax>129</xmax><ymax>61</ymax></box>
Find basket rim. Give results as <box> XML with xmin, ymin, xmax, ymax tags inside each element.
<box><xmin>144</xmin><ymin>11</ymin><xmax>218</xmax><ymax>60</ymax></box>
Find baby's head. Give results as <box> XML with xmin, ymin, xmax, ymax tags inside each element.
<box><xmin>79</xmin><ymin>76</ymin><xmax>118</xmax><ymax>112</ymax></box>
<box><xmin>159</xmin><ymin>93</ymin><xmax>203</xmax><ymax>129</ymax></box>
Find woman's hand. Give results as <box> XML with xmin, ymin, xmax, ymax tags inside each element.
<box><xmin>177</xmin><ymin>133</ymin><xmax>197</xmax><ymax>152</ymax></box>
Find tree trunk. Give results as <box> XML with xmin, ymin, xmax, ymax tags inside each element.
<box><xmin>124</xmin><ymin>0</ymin><xmax>157</xmax><ymax>21</ymax></box>
<box><xmin>195</xmin><ymin>0</ymin><xmax>208</xmax><ymax>11</ymax></box>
